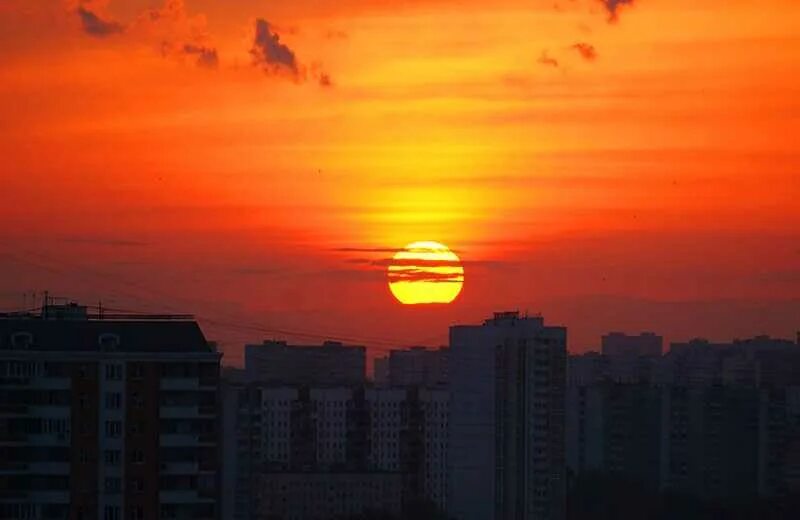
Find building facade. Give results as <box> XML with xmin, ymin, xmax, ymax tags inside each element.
<box><xmin>0</xmin><ymin>303</ymin><xmax>221</xmax><ymax>520</ymax></box>
<box><xmin>374</xmin><ymin>347</ymin><xmax>448</xmax><ymax>388</ymax></box>
<box><xmin>448</xmin><ymin>311</ymin><xmax>567</xmax><ymax>520</ymax></box>
<box><xmin>566</xmin><ymin>333</ymin><xmax>800</xmax><ymax>504</ymax></box>
<box><xmin>222</xmin><ymin>381</ymin><xmax>449</xmax><ymax>520</ymax></box>
<box><xmin>244</xmin><ymin>341</ymin><xmax>365</xmax><ymax>386</ymax></box>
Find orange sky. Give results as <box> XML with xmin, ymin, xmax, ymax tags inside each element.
<box><xmin>1</xmin><ymin>0</ymin><xmax>798</xmax><ymax>364</ymax></box>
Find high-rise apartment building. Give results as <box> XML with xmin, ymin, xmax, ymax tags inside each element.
<box><xmin>566</xmin><ymin>333</ymin><xmax>800</xmax><ymax>504</ymax></box>
<box><xmin>448</xmin><ymin>312</ymin><xmax>567</xmax><ymax>520</ymax></box>
<box><xmin>0</xmin><ymin>302</ymin><xmax>221</xmax><ymax>520</ymax></box>
<box><xmin>221</xmin><ymin>380</ymin><xmax>449</xmax><ymax>520</ymax></box>
<box><xmin>244</xmin><ymin>340</ymin><xmax>365</xmax><ymax>386</ymax></box>
<box><xmin>373</xmin><ymin>347</ymin><xmax>448</xmax><ymax>388</ymax></box>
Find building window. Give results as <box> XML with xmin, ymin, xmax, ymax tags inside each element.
<box><xmin>129</xmin><ymin>421</ymin><xmax>143</xmax><ymax>435</ymax></box>
<box><xmin>99</xmin><ymin>333</ymin><xmax>121</xmax><ymax>351</ymax></box>
<box><xmin>131</xmin><ymin>449</ymin><xmax>144</xmax><ymax>464</ymax></box>
<box><xmin>129</xmin><ymin>506</ymin><xmax>144</xmax><ymax>520</ymax></box>
<box><xmin>11</xmin><ymin>332</ymin><xmax>34</xmax><ymax>350</ymax></box>
<box><xmin>104</xmin><ymin>450</ymin><xmax>121</xmax><ymax>467</ymax></box>
<box><xmin>103</xmin><ymin>506</ymin><xmax>120</xmax><ymax>520</ymax></box>
<box><xmin>105</xmin><ymin>364</ymin><xmax>123</xmax><ymax>381</ymax></box>
<box><xmin>104</xmin><ymin>477</ymin><xmax>122</xmax><ymax>494</ymax></box>
<box><xmin>105</xmin><ymin>421</ymin><xmax>122</xmax><ymax>437</ymax></box>
<box><xmin>131</xmin><ymin>392</ymin><xmax>144</xmax><ymax>408</ymax></box>
<box><xmin>131</xmin><ymin>478</ymin><xmax>144</xmax><ymax>493</ymax></box>
<box><xmin>105</xmin><ymin>392</ymin><xmax>122</xmax><ymax>410</ymax></box>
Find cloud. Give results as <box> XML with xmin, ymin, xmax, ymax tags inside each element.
<box><xmin>538</xmin><ymin>50</ymin><xmax>559</xmax><ymax>68</ymax></box>
<box><xmin>250</xmin><ymin>18</ymin><xmax>301</xmax><ymax>80</ymax></box>
<box><xmin>334</xmin><ymin>247</ymin><xmax>406</xmax><ymax>253</ymax></box>
<box><xmin>76</xmin><ymin>6</ymin><xmax>123</xmax><ymax>37</ymax></box>
<box><xmin>387</xmin><ymin>269</ymin><xmax>464</xmax><ymax>284</ymax></box>
<box><xmin>571</xmin><ymin>42</ymin><xmax>597</xmax><ymax>61</ymax></box>
<box><xmin>599</xmin><ymin>0</ymin><xmax>636</xmax><ymax>23</ymax></box>
<box><xmin>250</xmin><ymin>18</ymin><xmax>334</xmax><ymax>86</ymax></box>
<box><xmin>131</xmin><ymin>0</ymin><xmax>219</xmax><ymax>69</ymax></box>
<box><xmin>183</xmin><ymin>44</ymin><xmax>218</xmax><ymax>69</ymax></box>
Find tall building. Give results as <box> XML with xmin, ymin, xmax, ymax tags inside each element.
<box><xmin>601</xmin><ymin>332</ymin><xmax>662</xmax><ymax>383</ymax></box>
<box><xmin>448</xmin><ymin>311</ymin><xmax>567</xmax><ymax>520</ymax></box>
<box><xmin>566</xmin><ymin>333</ymin><xmax>800</xmax><ymax>505</ymax></box>
<box><xmin>601</xmin><ymin>332</ymin><xmax>662</xmax><ymax>358</ymax></box>
<box><xmin>221</xmin><ymin>379</ymin><xmax>449</xmax><ymax>520</ymax></box>
<box><xmin>244</xmin><ymin>340</ymin><xmax>365</xmax><ymax>386</ymax></box>
<box><xmin>0</xmin><ymin>302</ymin><xmax>222</xmax><ymax>520</ymax></box>
<box><xmin>374</xmin><ymin>346</ymin><xmax>449</xmax><ymax>387</ymax></box>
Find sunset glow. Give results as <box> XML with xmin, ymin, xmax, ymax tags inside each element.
<box><xmin>388</xmin><ymin>242</ymin><xmax>464</xmax><ymax>305</ymax></box>
<box><xmin>1</xmin><ymin>0</ymin><xmax>799</xmax><ymax>361</ymax></box>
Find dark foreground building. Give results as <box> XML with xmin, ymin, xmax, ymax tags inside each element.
<box><xmin>0</xmin><ymin>302</ymin><xmax>221</xmax><ymax>520</ymax></box>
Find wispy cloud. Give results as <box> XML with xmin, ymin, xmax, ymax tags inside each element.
<box><xmin>251</xmin><ymin>18</ymin><xmax>302</xmax><ymax>80</ymax></box>
<box><xmin>76</xmin><ymin>6</ymin><xmax>123</xmax><ymax>37</ymax></box>
<box><xmin>183</xmin><ymin>44</ymin><xmax>219</xmax><ymax>69</ymax></box>
<box><xmin>250</xmin><ymin>18</ymin><xmax>334</xmax><ymax>86</ymax></box>
<box><xmin>599</xmin><ymin>0</ymin><xmax>636</xmax><ymax>23</ymax></box>
<box><xmin>571</xmin><ymin>42</ymin><xmax>597</xmax><ymax>61</ymax></box>
<box><xmin>538</xmin><ymin>50</ymin><xmax>559</xmax><ymax>68</ymax></box>
<box><xmin>387</xmin><ymin>269</ymin><xmax>464</xmax><ymax>283</ymax></box>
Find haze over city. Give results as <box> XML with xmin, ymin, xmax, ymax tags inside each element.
<box><xmin>2</xmin><ymin>0</ymin><xmax>799</xmax><ymax>365</ymax></box>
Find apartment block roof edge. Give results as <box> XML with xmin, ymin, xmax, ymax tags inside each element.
<box><xmin>0</xmin><ymin>299</ymin><xmax>215</xmax><ymax>354</ymax></box>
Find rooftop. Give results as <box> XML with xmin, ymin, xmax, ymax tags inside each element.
<box><xmin>0</xmin><ymin>303</ymin><xmax>212</xmax><ymax>353</ymax></box>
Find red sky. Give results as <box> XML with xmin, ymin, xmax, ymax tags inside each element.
<box><xmin>1</xmin><ymin>0</ymin><xmax>798</xmax><ymax>364</ymax></box>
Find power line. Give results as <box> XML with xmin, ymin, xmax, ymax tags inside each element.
<box><xmin>0</xmin><ymin>248</ymin><xmax>440</xmax><ymax>351</ymax></box>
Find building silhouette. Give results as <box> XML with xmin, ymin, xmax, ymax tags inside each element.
<box><xmin>566</xmin><ymin>333</ymin><xmax>800</xmax><ymax>508</ymax></box>
<box><xmin>448</xmin><ymin>311</ymin><xmax>567</xmax><ymax>520</ymax></box>
<box><xmin>222</xmin><ymin>361</ymin><xmax>449</xmax><ymax>520</ymax></box>
<box><xmin>0</xmin><ymin>302</ymin><xmax>221</xmax><ymax>520</ymax></box>
<box><xmin>244</xmin><ymin>341</ymin><xmax>365</xmax><ymax>386</ymax></box>
<box><xmin>373</xmin><ymin>346</ymin><xmax>448</xmax><ymax>388</ymax></box>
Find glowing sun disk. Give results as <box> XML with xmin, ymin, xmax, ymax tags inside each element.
<box><xmin>388</xmin><ymin>241</ymin><xmax>464</xmax><ymax>304</ymax></box>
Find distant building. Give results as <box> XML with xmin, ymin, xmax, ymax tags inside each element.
<box><xmin>659</xmin><ymin>336</ymin><xmax>800</xmax><ymax>387</ymax></box>
<box><xmin>601</xmin><ymin>332</ymin><xmax>662</xmax><ymax>383</ymax></box>
<box><xmin>373</xmin><ymin>356</ymin><xmax>389</xmax><ymax>385</ymax></box>
<box><xmin>661</xmin><ymin>385</ymin><xmax>761</xmax><ymax>501</ymax></box>
<box><xmin>258</xmin><ymin>472</ymin><xmax>403</xmax><ymax>520</ymax></box>
<box><xmin>0</xmin><ymin>302</ymin><xmax>221</xmax><ymax>520</ymax></box>
<box><xmin>567</xmin><ymin>352</ymin><xmax>604</xmax><ymax>386</ymax></box>
<box><xmin>566</xmin><ymin>382</ymin><xmax>661</xmax><ymax>491</ymax></box>
<box><xmin>601</xmin><ymin>332</ymin><xmax>662</xmax><ymax>358</ymax></box>
<box><xmin>567</xmin><ymin>332</ymin><xmax>800</xmax><ymax>504</ymax></box>
<box><xmin>244</xmin><ymin>340</ymin><xmax>366</xmax><ymax>386</ymax></box>
<box><xmin>375</xmin><ymin>346</ymin><xmax>448</xmax><ymax>387</ymax></box>
<box><xmin>448</xmin><ymin>311</ymin><xmax>567</xmax><ymax>520</ymax></box>
<box><xmin>221</xmin><ymin>381</ymin><xmax>449</xmax><ymax>519</ymax></box>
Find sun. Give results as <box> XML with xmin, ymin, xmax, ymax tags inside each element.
<box><xmin>388</xmin><ymin>241</ymin><xmax>464</xmax><ymax>304</ymax></box>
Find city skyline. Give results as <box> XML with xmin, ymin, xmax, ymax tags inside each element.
<box><xmin>1</xmin><ymin>0</ymin><xmax>799</xmax><ymax>363</ymax></box>
<box><xmin>3</xmin><ymin>301</ymin><xmax>799</xmax><ymax>519</ymax></box>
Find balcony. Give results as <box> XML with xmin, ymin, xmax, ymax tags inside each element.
<box><xmin>159</xmin><ymin>405</ymin><xmax>217</xmax><ymax>419</ymax></box>
<box><xmin>160</xmin><ymin>378</ymin><xmax>200</xmax><ymax>391</ymax></box>
<box><xmin>160</xmin><ymin>461</ymin><xmax>199</xmax><ymax>474</ymax></box>
<box><xmin>159</xmin><ymin>490</ymin><xmax>216</xmax><ymax>504</ymax></box>
<box><xmin>26</xmin><ymin>433</ymin><xmax>70</xmax><ymax>446</ymax></box>
<box><xmin>160</xmin><ymin>433</ymin><xmax>217</xmax><ymax>447</ymax></box>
